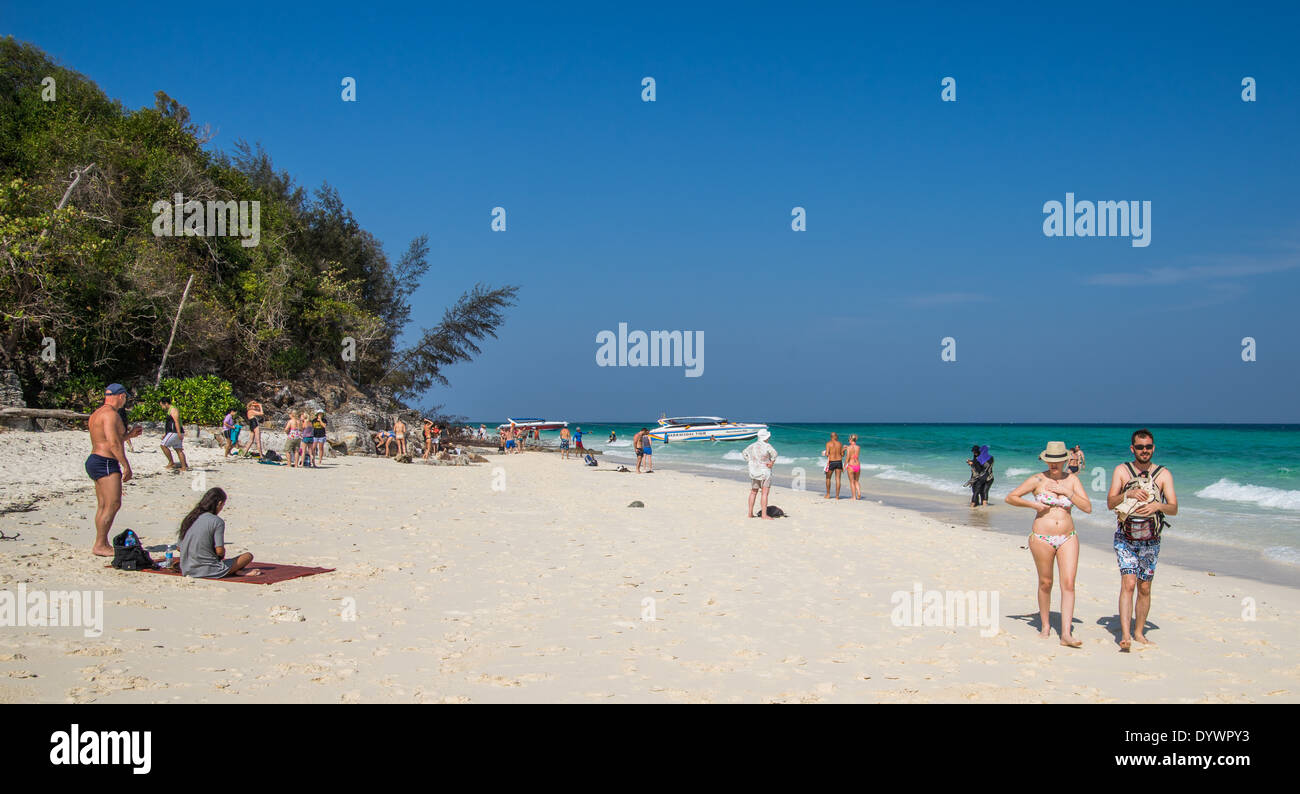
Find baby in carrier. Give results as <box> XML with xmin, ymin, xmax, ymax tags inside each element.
<box><xmin>1115</xmin><ymin>464</ymin><xmax>1168</xmax><ymax>541</ymax></box>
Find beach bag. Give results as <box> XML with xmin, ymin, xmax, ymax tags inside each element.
<box><xmin>262</xmin><ymin>450</ymin><xmax>281</xmax><ymax>462</ymax></box>
<box><xmin>584</xmin><ymin>454</ymin><xmax>598</xmax><ymax>466</ymax></box>
<box><xmin>111</xmin><ymin>529</ymin><xmax>156</xmax><ymax>571</ymax></box>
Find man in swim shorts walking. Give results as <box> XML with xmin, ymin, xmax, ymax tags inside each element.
<box><xmin>158</xmin><ymin>395</ymin><xmax>189</xmax><ymax>471</ymax></box>
<box><xmin>559</xmin><ymin>425</ymin><xmax>572</xmax><ymax>459</ymax></box>
<box><xmin>1106</xmin><ymin>429</ymin><xmax>1178</xmax><ymax>651</ymax></box>
<box><xmin>86</xmin><ymin>384</ymin><xmax>134</xmax><ymax>556</ymax></box>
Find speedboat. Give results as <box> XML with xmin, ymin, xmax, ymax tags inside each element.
<box><xmin>646</xmin><ymin>416</ymin><xmax>767</xmax><ymax>443</ymax></box>
<box><xmin>499</xmin><ymin>417</ymin><xmax>568</xmax><ymax>431</ymax></box>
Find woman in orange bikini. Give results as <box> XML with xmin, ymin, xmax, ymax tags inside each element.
<box><xmin>1005</xmin><ymin>441</ymin><xmax>1092</xmax><ymax>647</ymax></box>
<box><xmin>845</xmin><ymin>434</ymin><xmax>863</xmax><ymax>500</ymax></box>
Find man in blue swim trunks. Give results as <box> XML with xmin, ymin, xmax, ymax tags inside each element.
<box><xmin>1106</xmin><ymin>429</ymin><xmax>1178</xmax><ymax>652</ymax></box>
<box><xmin>86</xmin><ymin>383</ymin><xmax>134</xmax><ymax>556</ymax></box>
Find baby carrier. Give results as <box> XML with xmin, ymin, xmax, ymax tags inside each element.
<box><xmin>1118</xmin><ymin>462</ymin><xmax>1170</xmax><ymax>542</ymax></box>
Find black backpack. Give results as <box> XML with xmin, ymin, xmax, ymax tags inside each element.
<box><xmin>111</xmin><ymin>529</ymin><xmax>156</xmax><ymax>571</ymax></box>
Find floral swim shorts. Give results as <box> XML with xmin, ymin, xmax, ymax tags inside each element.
<box><xmin>1114</xmin><ymin>530</ymin><xmax>1161</xmax><ymax>581</ymax></box>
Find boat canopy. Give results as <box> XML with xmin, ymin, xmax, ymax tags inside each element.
<box><xmin>661</xmin><ymin>416</ymin><xmax>728</xmax><ymax>426</ymax></box>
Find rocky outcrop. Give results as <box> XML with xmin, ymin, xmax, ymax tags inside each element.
<box><xmin>0</xmin><ymin>370</ymin><xmax>34</xmax><ymax>431</ymax></box>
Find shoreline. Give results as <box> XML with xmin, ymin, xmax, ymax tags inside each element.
<box><xmin>649</xmin><ymin>457</ymin><xmax>1300</xmax><ymax>591</ymax></box>
<box><xmin>2</xmin><ymin>432</ymin><xmax>1297</xmax><ymax>703</ymax></box>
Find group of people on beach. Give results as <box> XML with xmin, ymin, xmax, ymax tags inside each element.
<box><xmin>282</xmin><ymin>409</ymin><xmax>330</xmax><ymax>466</ymax></box>
<box><xmin>83</xmin><ymin>380</ymin><xmax>1179</xmax><ymax>649</ymax></box>
<box><xmin>84</xmin><ymin>384</ymin><xmax>258</xmax><ymax>578</ymax></box>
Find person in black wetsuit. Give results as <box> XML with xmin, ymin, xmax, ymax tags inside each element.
<box><xmin>966</xmin><ymin>445</ymin><xmax>984</xmax><ymax>506</ymax></box>
<box><xmin>978</xmin><ymin>445</ymin><xmax>994</xmax><ymax>507</ymax></box>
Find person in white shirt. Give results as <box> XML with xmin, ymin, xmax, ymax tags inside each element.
<box><xmin>742</xmin><ymin>429</ymin><xmax>778</xmax><ymax>519</ymax></box>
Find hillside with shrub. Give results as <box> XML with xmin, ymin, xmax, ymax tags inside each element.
<box><xmin>0</xmin><ymin>37</ymin><xmax>515</xmax><ymax>414</ymax></box>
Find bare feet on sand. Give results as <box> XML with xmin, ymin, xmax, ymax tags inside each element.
<box><xmin>1060</xmin><ymin>636</ymin><xmax>1083</xmax><ymax>648</ymax></box>
<box><xmin>1134</xmin><ymin>633</ymin><xmax>1156</xmax><ymax>647</ymax></box>
<box><xmin>1119</xmin><ymin>638</ymin><xmax>1132</xmax><ymax>652</ymax></box>
<box><xmin>92</xmin><ymin>545</ymin><xmax>113</xmax><ymax>557</ymax></box>
<box><xmin>235</xmin><ymin>568</ymin><xmax>263</xmax><ymax>577</ymax></box>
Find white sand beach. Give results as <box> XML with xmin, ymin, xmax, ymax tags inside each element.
<box><xmin>1</xmin><ymin>430</ymin><xmax>1297</xmax><ymax>703</ymax></box>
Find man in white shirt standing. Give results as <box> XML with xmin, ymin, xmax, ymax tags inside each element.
<box><xmin>743</xmin><ymin>429</ymin><xmax>778</xmax><ymax>519</ymax></box>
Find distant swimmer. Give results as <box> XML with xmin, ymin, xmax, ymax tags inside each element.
<box><xmin>845</xmin><ymin>434</ymin><xmax>862</xmax><ymax>500</ymax></box>
<box><xmin>609</xmin><ymin>430</ymin><xmax>616</xmax><ymax>443</ymax></box>
<box><xmin>824</xmin><ymin>432</ymin><xmax>844</xmax><ymax>499</ymax></box>
<box><xmin>1068</xmin><ymin>444</ymin><xmax>1085</xmax><ymax>475</ymax></box>
<box><xmin>158</xmin><ymin>395</ymin><xmax>189</xmax><ymax>471</ymax></box>
<box><xmin>86</xmin><ymin>384</ymin><xmax>133</xmax><ymax>556</ymax></box>
<box><xmin>1005</xmin><ymin>441</ymin><xmax>1092</xmax><ymax>648</ymax></box>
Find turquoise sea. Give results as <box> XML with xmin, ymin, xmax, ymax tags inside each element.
<box><xmin>504</xmin><ymin>422</ymin><xmax>1300</xmax><ymax>582</ymax></box>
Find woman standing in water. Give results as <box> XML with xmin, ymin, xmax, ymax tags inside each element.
<box><xmin>1005</xmin><ymin>441</ymin><xmax>1092</xmax><ymax>647</ymax></box>
<box><xmin>845</xmin><ymin>434</ymin><xmax>863</xmax><ymax>500</ymax></box>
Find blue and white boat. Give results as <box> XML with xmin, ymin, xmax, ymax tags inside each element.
<box><xmin>499</xmin><ymin>417</ymin><xmax>568</xmax><ymax>431</ymax></box>
<box><xmin>646</xmin><ymin>416</ymin><xmax>767</xmax><ymax>443</ymax></box>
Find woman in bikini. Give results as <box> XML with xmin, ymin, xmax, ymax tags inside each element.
<box><xmin>845</xmin><ymin>434</ymin><xmax>863</xmax><ymax>500</ymax></box>
<box><xmin>1005</xmin><ymin>441</ymin><xmax>1092</xmax><ymax>647</ymax></box>
<box><xmin>240</xmin><ymin>400</ymin><xmax>265</xmax><ymax>457</ymax></box>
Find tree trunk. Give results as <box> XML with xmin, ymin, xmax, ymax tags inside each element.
<box><xmin>156</xmin><ymin>274</ymin><xmax>194</xmax><ymax>387</ymax></box>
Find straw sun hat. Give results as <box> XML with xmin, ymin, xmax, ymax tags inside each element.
<box><xmin>1039</xmin><ymin>441</ymin><xmax>1070</xmax><ymax>463</ymax></box>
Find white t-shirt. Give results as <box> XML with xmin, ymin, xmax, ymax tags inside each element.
<box><xmin>742</xmin><ymin>441</ymin><xmax>777</xmax><ymax>479</ymax></box>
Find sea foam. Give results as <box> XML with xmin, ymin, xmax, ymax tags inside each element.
<box><xmin>1195</xmin><ymin>479</ymin><xmax>1300</xmax><ymax>511</ymax></box>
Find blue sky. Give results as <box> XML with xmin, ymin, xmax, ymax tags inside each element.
<box><xmin>7</xmin><ymin>1</ymin><xmax>1299</xmax><ymax>422</ymax></box>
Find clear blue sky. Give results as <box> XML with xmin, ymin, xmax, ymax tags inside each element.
<box><xmin>7</xmin><ymin>1</ymin><xmax>1299</xmax><ymax>422</ymax></box>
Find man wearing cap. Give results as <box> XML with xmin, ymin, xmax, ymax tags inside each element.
<box><xmin>743</xmin><ymin>429</ymin><xmax>778</xmax><ymax>519</ymax></box>
<box><xmin>86</xmin><ymin>384</ymin><xmax>134</xmax><ymax>556</ymax></box>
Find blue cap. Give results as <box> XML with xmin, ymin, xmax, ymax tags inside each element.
<box><xmin>105</xmin><ymin>383</ymin><xmax>128</xmax><ymax>396</ymax></box>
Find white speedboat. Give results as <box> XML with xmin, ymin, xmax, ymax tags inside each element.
<box><xmin>646</xmin><ymin>416</ymin><xmax>767</xmax><ymax>443</ymax></box>
<box><xmin>499</xmin><ymin>417</ymin><xmax>568</xmax><ymax>431</ymax></box>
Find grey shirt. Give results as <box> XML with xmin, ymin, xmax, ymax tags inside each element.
<box><xmin>179</xmin><ymin>512</ymin><xmax>232</xmax><ymax>579</ymax></box>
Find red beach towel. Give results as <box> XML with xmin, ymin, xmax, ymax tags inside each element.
<box><xmin>128</xmin><ymin>562</ymin><xmax>335</xmax><ymax>585</ymax></box>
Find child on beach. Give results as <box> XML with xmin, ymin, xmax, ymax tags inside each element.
<box><xmin>176</xmin><ymin>487</ymin><xmax>259</xmax><ymax>578</ymax></box>
<box><xmin>221</xmin><ymin>410</ymin><xmax>238</xmax><ymax>457</ymax></box>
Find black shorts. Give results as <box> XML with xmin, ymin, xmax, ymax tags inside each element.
<box><xmin>85</xmin><ymin>453</ymin><xmax>121</xmax><ymax>481</ymax></box>
<box><xmin>247</xmin><ymin>417</ymin><xmax>260</xmax><ymax>430</ymax></box>
<box><xmin>828</xmin><ymin>460</ymin><xmax>843</xmax><ymax>471</ymax></box>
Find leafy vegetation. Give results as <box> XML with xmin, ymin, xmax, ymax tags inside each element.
<box><xmin>130</xmin><ymin>375</ymin><xmax>244</xmax><ymax>425</ymax></box>
<box><xmin>0</xmin><ymin>37</ymin><xmax>516</xmax><ymax>409</ymax></box>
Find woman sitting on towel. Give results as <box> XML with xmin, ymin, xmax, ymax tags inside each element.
<box><xmin>177</xmin><ymin>487</ymin><xmax>259</xmax><ymax>578</ymax></box>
